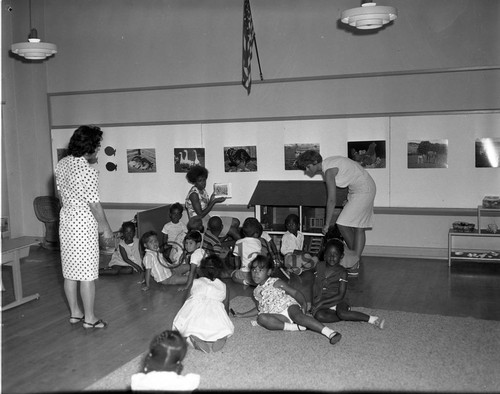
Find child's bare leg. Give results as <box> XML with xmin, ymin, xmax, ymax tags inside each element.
<box><xmin>337</xmin><ymin>224</ymin><xmax>355</xmax><ymax>250</ymax></box>
<box><xmin>173</xmin><ymin>264</ymin><xmax>190</xmax><ymax>276</ymax></box>
<box><xmin>336</xmin><ymin>302</ymin><xmax>369</xmax><ymax>322</ymax></box>
<box><xmin>257</xmin><ymin>313</ymin><xmax>292</xmax><ymax>330</ymax></box>
<box><xmin>288</xmin><ymin>305</ymin><xmax>326</xmax><ymax>333</ymax></box>
<box><xmin>314</xmin><ymin>308</ymin><xmax>342</xmax><ymax>323</ymax></box>
<box><xmin>288</xmin><ymin>305</ymin><xmax>342</xmax><ymax>344</ymax></box>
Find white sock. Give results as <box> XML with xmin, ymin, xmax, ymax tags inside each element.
<box><xmin>368</xmin><ymin>316</ymin><xmax>378</xmax><ymax>324</ymax></box>
<box><xmin>284</xmin><ymin>323</ymin><xmax>307</xmax><ymax>331</ymax></box>
<box><xmin>321</xmin><ymin>326</ymin><xmax>336</xmax><ymax>338</ymax></box>
<box><xmin>251</xmin><ymin>320</ymin><xmax>259</xmax><ymax>327</ymax></box>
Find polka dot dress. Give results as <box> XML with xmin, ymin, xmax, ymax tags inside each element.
<box><xmin>55</xmin><ymin>155</ymin><xmax>100</xmax><ymax>281</ymax></box>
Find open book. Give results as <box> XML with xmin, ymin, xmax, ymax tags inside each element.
<box><xmin>214</xmin><ymin>182</ymin><xmax>232</xmax><ymax>198</ymax></box>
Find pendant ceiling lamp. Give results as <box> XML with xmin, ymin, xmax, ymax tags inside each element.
<box><xmin>341</xmin><ymin>1</ymin><xmax>397</xmax><ymax>30</ymax></box>
<box><xmin>11</xmin><ymin>0</ymin><xmax>57</xmax><ymax>60</ymax></box>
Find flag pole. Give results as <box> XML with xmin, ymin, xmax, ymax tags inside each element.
<box><xmin>253</xmin><ymin>33</ymin><xmax>263</xmax><ymax>81</ymax></box>
<box><xmin>247</xmin><ymin>0</ymin><xmax>263</xmax><ymax>81</ymax></box>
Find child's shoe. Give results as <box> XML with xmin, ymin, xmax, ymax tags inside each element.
<box><xmin>329</xmin><ymin>332</ymin><xmax>342</xmax><ymax>345</ymax></box>
<box><xmin>372</xmin><ymin>317</ymin><xmax>385</xmax><ymax>329</ymax></box>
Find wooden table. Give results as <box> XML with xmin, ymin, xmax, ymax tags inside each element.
<box><xmin>2</xmin><ymin>236</ymin><xmax>42</xmax><ymax>311</ymax></box>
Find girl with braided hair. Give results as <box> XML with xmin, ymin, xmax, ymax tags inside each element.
<box><xmin>131</xmin><ymin>330</ymin><xmax>200</xmax><ymax>391</ymax></box>
<box><xmin>173</xmin><ymin>254</ymin><xmax>234</xmax><ymax>353</ymax></box>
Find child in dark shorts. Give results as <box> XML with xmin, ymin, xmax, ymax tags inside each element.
<box><xmin>311</xmin><ymin>238</ymin><xmax>385</xmax><ymax>329</ymax></box>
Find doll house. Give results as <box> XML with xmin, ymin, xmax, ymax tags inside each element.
<box><xmin>248</xmin><ymin>180</ymin><xmax>348</xmax><ymax>254</ymax></box>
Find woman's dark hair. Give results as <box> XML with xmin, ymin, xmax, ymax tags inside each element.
<box><xmin>143</xmin><ymin>330</ymin><xmax>187</xmax><ymax>374</ymax></box>
<box><xmin>186</xmin><ymin>165</ymin><xmax>209</xmax><ymax>184</ymax></box>
<box><xmin>251</xmin><ymin>254</ymin><xmax>273</xmax><ymax>271</ymax></box>
<box><xmin>184</xmin><ymin>230</ymin><xmax>202</xmax><ymax>244</ymax></box>
<box><xmin>199</xmin><ymin>254</ymin><xmax>223</xmax><ymax>281</ymax></box>
<box><xmin>295</xmin><ymin>150</ymin><xmax>323</xmax><ymax>171</ymax></box>
<box><xmin>67</xmin><ymin>125</ymin><xmax>103</xmax><ymax>157</ymax></box>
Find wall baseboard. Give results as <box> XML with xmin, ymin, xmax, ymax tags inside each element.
<box><xmin>364</xmin><ymin>245</ymin><xmax>447</xmax><ymax>260</ymax></box>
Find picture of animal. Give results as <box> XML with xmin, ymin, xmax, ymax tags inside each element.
<box><xmin>174</xmin><ymin>148</ymin><xmax>205</xmax><ymax>172</ymax></box>
<box><xmin>127</xmin><ymin>148</ymin><xmax>157</xmax><ymax>173</ymax></box>
<box><xmin>348</xmin><ymin>140</ymin><xmax>386</xmax><ymax>168</ymax></box>
<box><xmin>407</xmin><ymin>140</ymin><xmax>448</xmax><ymax>169</ymax></box>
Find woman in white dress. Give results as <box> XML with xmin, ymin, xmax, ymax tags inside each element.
<box><xmin>55</xmin><ymin>125</ymin><xmax>114</xmax><ymax>329</ymax></box>
<box><xmin>296</xmin><ymin>151</ymin><xmax>376</xmax><ymax>276</ymax></box>
<box><xmin>172</xmin><ymin>254</ymin><xmax>234</xmax><ymax>353</ymax></box>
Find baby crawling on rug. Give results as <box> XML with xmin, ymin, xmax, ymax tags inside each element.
<box><xmin>232</xmin><ymin>255</ymin><xmax>342</xmax><ymax>345</ymax></box>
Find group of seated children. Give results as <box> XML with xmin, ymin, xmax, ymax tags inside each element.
<box><xmin>102</xmin><ymin>203</ymin><xmax>385</xmax><ymax>353</ymax></box>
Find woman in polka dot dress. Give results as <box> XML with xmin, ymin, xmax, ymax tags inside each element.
<box><xmin>55</xmin><ymin>125</ymin><xmax>113</xmax><ymax>329</ymax></box>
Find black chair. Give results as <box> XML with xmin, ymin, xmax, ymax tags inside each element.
<box><xmin>33</xmin><ymin>196</ymin><xmax>61</xmax><ymax>250</ymax></box>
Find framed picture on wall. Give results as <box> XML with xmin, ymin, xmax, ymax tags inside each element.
<box><xmin>475</xmin><ymin>138</ymin><xmax>500</xmax><ymax>168</ymax></box>
<box><xmin>127</xmin><ymin>148</ymin><xmax>157</xmax><ymax>173</ymax></box>
<box><xmin>284</xmin><ymin>143</ymin><xmax>320</xmax><ymax>170</ymax></box>
<box><xmin>174</xmin><ymin>148</ymin><xmax>205</xmax><ymax>173</ymax></box>
<box><xmin>407</xmin><ymin>139</ymin><xmax>448</xmax><ymax>169</ymax></box>
<box><xmin>224</xmin><ymin>146</ymin><xmax>257</xmax><ymax>172</ymax></box>
<box><xmin>347</xmin><ymin>140</ymin><xmax>386</xmax><ymax>168</ymax></box>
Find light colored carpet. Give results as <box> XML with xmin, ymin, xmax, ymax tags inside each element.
<box><xmin>86</xmin><ymin>296</ymin><xmax>500</xmax><ymax>392</ymax></box>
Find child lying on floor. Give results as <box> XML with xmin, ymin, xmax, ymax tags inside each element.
<box><xmin>232</xmin><ymin>255</ymin><xmax>342</xmax><ymax>345</ymax></box>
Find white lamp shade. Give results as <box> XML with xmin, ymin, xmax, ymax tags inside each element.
<box><xmin>11</xmin><ymin>41</ymin><xmax>57</xmax><ymax>60</ymax></box>
<box><xmin>341</xmin><ymin>3</ymin><xmax>397</xmax><ymax>30</ymax></box>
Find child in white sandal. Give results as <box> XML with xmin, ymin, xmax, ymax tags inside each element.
<box><xmin>232</xmin><ymin>255</ymin><xmax>342</xmax><ymax>345</ymax></box>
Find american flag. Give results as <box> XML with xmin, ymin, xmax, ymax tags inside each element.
<box><xmin>242</xmin><ymin>0</ymin><xmax>255</xmax><ymax>95</ymax></box>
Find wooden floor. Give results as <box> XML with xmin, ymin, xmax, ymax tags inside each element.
<box><xmin>2</xmin><ymin>244</ymin><xmax>500</xmax><ymax>393</ymax></box>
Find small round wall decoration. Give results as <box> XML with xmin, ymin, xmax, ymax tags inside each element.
<box><xmin>104</xmin><ymin>146</ymin><xmax>116</xmax><ymax>156</ymax></box>
<box><xmin>106</xmin><ymin>162</ymin><xmax>118</xmax><ymax>171</ymax></box>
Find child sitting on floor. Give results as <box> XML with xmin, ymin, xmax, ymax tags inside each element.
<box><xmin>202</xmin><ymin>216</ymin><xmax>232</xmax><ymax>278</ymax></box>
<box><xmin>100</xmin><ymin>221</ymin><xmax>143</xmax><ymax>275</ymax></box>
<box><xmin>161</xmin><ymin>202</ymin><xmax>188</xmax><ymax>265</ymax></box>
<box><xmin>173</xmin><ymin>254</ymin><xmax>234</xmax><ymax>353</ymax></box>
<box><xmin>232</xmin><ymin>255</ymin><xmax>342</xmax><ymax>345</ymax></box>
<box><xmin>141</xmin><ymin>231</ymin><xmax>191</xmax><ymax>291</ymax></box>
<box><xmin>178</xmin><ymin>230</ymin><xmax>207</xmax><ymax>292</ymax></box>
<box><xmin>311</xmin><ymin>238</ymin><xmax>385</xmax><ymax>328</ymax></box>
<box><xmin>231</xmin><ymin>217</ymin><xmax>263</xmax><ymax>286</ymax></box>
<box><xmin>280</xmin><ymin>214</ymin><xmax>318</xmax><ymax>276</ymax></box>
<box><xmin>131</xmin><ymin>330</ymin><xmax>200</xmax><ymax>391</ymax></box>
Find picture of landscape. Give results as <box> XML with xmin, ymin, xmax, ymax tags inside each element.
<box><xmin>407</xmin><ymin>139</ymin><xmax>448</xmax><ymax>168</ymax></box>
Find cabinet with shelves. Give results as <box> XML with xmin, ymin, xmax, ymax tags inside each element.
<box><xmin>448</xmin><ymin>206</ymin><xmax>500</xmax><ymax>266</ymax></box>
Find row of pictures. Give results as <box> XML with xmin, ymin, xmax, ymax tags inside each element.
<box><xmin>57</xmin><ymin>138</ymin><xmax>500</xmax><ymax>173</ymax></box>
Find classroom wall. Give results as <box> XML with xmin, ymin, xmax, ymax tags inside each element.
<box><xmin>3</xmin><ymin>0</ymin><xmax>500</xmax><ymax>247</ymax></box>
<box><xmin>51</xmin><ymin>114</ymin><xmax>500</xmax><ymax>208</ymax></box>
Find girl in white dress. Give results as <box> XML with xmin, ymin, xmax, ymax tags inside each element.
<box><xmin>172</xmin><ymin>254</ymin><xmax>234</xmax><ymax>353</ymax></box>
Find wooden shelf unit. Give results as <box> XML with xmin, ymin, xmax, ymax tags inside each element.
<box><xmin>448</xmin><ymin>207</ymin><xmax>500</xmax><ymax>266</ymax></box>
